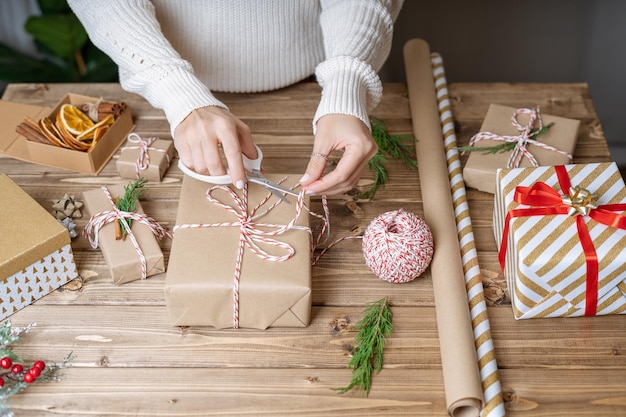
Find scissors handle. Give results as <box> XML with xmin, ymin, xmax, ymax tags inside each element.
<box><xmin>177</xmin><ymin>145</ymin><xmax>263</xmax><ymax>184</ymax></box>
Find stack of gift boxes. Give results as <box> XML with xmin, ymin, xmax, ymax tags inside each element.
<box><xmin>464</xmin><ymin>104</ymin><xmax>626</xmax><ymax>319</ymax></box>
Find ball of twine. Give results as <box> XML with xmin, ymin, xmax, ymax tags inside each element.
<box><xmin>362</xmin><ymin>209</ymin><xmax>434</xmax><ymax>284</ymax></box>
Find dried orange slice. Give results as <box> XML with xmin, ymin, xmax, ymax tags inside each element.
<box><xmin>55</xmin><ymin>120</ymin><xmax>90</xmax><ymax>151</ymax></box>
<box><xmin>39</xmin><ymin>117</ymin><xmax>71</xmax><ymax>149</ymax></box>
<box><xmin>76</xmin><ymin>114</ymin><xmax>115</xmax><ymax>142</ymax></box>
<box><xmin>57</xmin><ymin>104</ymin><xmax>94</xmax><ymax>136</ymax></box>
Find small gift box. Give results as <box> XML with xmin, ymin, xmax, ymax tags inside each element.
<box><xmin>464</xmin><ymin>104</ymin><xmax>579</xmax><ymax>194</ymax></box>
<box><xmin>82</xmin><ymin>184</ymin><xmax>170</xmax><ymax>285</ymax></box>
<box><xmin>0</xmin><ymin>94</ymin><xmax>133</xmax><ymax>175</ymax></box>
<box><xmin>164</xmin><ymin>174</ymin><xmax>311</xmax><ymax>329</ymax></box>
<box><xmin>116</xmin><ymin>133</ymin><xmax>175</xmax><ymax>182</ymax></box>
<box><xmin>0</xmin><ymin>174</ymin><xmax>79</xmax><ymax>320</ymax></box>
<box><xmin>494</xmin><ymin>162</ymin><xmax>626</xmax><ymax>319</ymax></box>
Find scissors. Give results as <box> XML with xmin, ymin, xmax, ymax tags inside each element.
<box><xmin>178</xmin><ymin>144</ymin><xmax>299</xmax><ymax>203</ymax></box>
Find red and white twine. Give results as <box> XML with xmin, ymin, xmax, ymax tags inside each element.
<box><xmin>121</xmin><ymin>133</ymin><xmax>171</xmax><ymax>178</ymax></box>
<box><xmin>173</xmin><ymin>181</ymin><xmax>329</xmax><ymax>329</ymax></box>
<box><xmin>313</xmin><ymin>209</ymin><xmax>434</xmax><ymax>284</ymax></box>
<box><xmin>467</xmin><ymin>107</ymin><xmax>573</xmax><ymax>168</ymax></box>
<box><xmin>83</xmin><ymin>186</ymin><xmax>172</xmax><ymax>279</ymax></box>
<box><xmin>361</xmin><ymin>209</ymin><xmax>433</xmax><ymax>283</ymax></box>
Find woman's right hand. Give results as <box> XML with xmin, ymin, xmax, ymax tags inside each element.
<box><xmin>173</xmin><ymin>106</ymin><xmax>257</xmax><ymax>189</ymax></box>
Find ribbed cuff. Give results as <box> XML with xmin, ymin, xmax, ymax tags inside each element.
<box><xmin>312</xmin><ymin>56</ymin><xmax>382</xmax><ymax>133</ymax></box>
<box><xmin>144</xmin><ymin>67</ymin><xmax>228</xmax><ymax>136</ymax></box>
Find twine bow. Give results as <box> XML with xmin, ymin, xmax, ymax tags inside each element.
<box><xmin>468</xmin><ymin>107</ymin><xmax>573</xmax><ymax>168</ymax></box>
<box><xmin>83</xmin><ymin>186</ymin><xmax>172</xmax><ymax>279</ymax></box>
<box><xmin>499</xmin><ymin>165</ymin><xmax>626</xmax><ymax>315</ymax></box>
<box><xmin>173</xmin><ymin>181</ymin><xmax>327</xmax><ymax>329</ymax></box>
<box><xmin>122</xmin><ymin>133</ymin><xmax>170</xmax><ymax>178</ymax></box>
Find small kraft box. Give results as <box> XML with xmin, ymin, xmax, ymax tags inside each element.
<box><xmin>164</xmin><ymin>174</ymin><xmax>311</xmax><ymax>330</ymax></box>
<box><xmin>0</xmin><ymin>174</ymin><xmax>79</xmax><ymax>320</ymax></box>
<box><xmin>82</xmin><ymin>184</ymin><xmax>167</xmax><ymax>285</ymax></box>
<box><xmin>494</xmin><ymin>162</ymin><xmax>626</xmax><ymax>319</ymax></box>
<box><xmin>464</xmin><ymin>104</ymin><xmax>579</xmax><ymax>194</ymax></box>
<box><xmin>0</xmin><ymin>93</ymin><xmax>133</xmax><ymax>175</ymax></box>
<box><xmin>116</xmin><ymin>133</ymin><xmax>175</xmax><ymax>182</ymax></box>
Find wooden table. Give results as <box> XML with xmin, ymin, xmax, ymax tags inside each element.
<box><xmin>2</xmin><ymin>82</ymin><xmax>625</xmax><ymax>416</ymax></box>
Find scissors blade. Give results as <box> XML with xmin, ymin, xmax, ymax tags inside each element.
<box><xmin>248</xmin><ymin>176</ymin><xmax>300</xmax><ymax>200</ymax></box>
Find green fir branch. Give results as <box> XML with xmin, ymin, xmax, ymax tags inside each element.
<box><xmin>458</xmin><ymin>122</ymin><xmax>554</xmax><ymax>155</ymax></box>
<box><xmin>356</xmin><ymin>117</ymin><xmax>417</xmax><ymax>200</ymax></box>
<box><xmin>334</xmin><ymin>296</ymin><xmax>393</xmax><ymax>396</ymax></box>
<box><xmin>116</xmin><ymin>178</ymin><xmax>148</xmax><ymax>238</ymax></box>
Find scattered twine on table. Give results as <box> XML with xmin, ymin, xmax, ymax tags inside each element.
<box><xmin>467</xmin><ymin>106</ymin><xmax>572</xmax><ymax>168</ymax></box>
<box><xmin>83</xmin><ymin>186</ymin><xmax>172</xmax><ymax>280</ymax></box>
<box><xmin>121</xmin><ymin>132</ymin><xmax>171</xmax><ymax>178</ymax></box>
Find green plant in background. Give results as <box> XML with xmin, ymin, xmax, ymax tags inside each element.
<box><xmin>0</xmin><ymin>0</ymin><xmax>118</xmax><ymax>83</ymax></box>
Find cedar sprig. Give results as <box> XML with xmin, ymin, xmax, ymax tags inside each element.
<box><xmin>115</xmin><ymin>178</ymin><xmax>148</xmax><ymax>240</ymax></box>
<box><xmin>335</xmin><ymin>296</ymin><xmax>393</xmax><ymax>396</ymax></box>
<box><xmin>458</xmin><ymin>122</ymin><xmax>554</xmax><ymax>155</ymax></box>
<box><xmin>356</xmin><ymin>117</ymin><xmax>417</xmax><ymax>200</ymax></box>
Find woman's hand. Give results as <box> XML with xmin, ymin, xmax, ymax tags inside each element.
<box><xmin>173</xmin><ymin>106</ymin><xmax>257</xmax><ymax>189</ymax></box>
<box><xmin>300</xmin><ymin>114</ymin><xmax>377</xmax><ymax>195</ymax></box>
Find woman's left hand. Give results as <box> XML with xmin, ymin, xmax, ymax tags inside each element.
<box><xmin>300</xmin><ymin>114</ymin><xmax>377</xmax><ymax>195</ymax></box>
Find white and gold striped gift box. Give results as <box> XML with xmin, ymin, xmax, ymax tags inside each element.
<box><xmin>494</xmin><ymin>162</ymin><xmax>626</xmax><ymax>319</ymax></box>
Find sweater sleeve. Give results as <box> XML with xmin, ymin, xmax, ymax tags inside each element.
<box><xmin>314</xmin><ymin>0</ymin><xmax>404</xmax><ymax>131</ymax></box>
<box><xmin>67</xmin><ymin>0</ymin><xmax>227</xmax><ymax>135</ymax></box>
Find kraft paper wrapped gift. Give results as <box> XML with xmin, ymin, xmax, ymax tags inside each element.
<box><xmin>164</xmin><ymin>174</ymin><xmax>311</xmax><ymax>329</ymax></box>
<box><xmin>116</xmin><ymin>135</ymin><xmax>174</xmax><ymax>182</ymax></box>
<box><xmin>464</xmin><ymin>104</ymin><xmax>579</xmax><ymax>194</ymax></box>
<box><xmin>494</xmin><ymin>162</ymin><xmax>626</xmax><ymax>319</ymax></box>
<box><xmin>83</xmin><ymin>185</ymin><xmax>166</xmax><ymax>285</ymax></box>
<box><xmin>0</xmin><ymin>174</ymin><xmax>78</xmax><ymax>320</ymax></box>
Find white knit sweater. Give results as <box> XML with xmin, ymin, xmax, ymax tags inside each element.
<box><xmin>68</xmin><ymin>0</ymin><xmax>403</xmax><ymax>134</ymax></box>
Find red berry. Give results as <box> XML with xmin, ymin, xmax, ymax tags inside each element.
<box><xmin>33</xmin><ymin>360</ymin><xmax>46</xmax><ymax>371</ymax></box>
<box><xmin>23</xmin><ymin>372</ymin><xmax>35</xmax><ymax>383</ymax></box>
<box><xmin>11</xmin><ymin>364</ymin><xmax>23</xmax><ymax>374</ymax></box>
<box><xmin>0</xmin><ymin>377</ymin><xmax>4</xmax><ymax>387</ymax></box>
<box><xmin>28</xmin><ymin>367</ymin><xmax>41</xmax><ymax>378</ymax></box>
<box><xmin>0</xmin><ymin>357</ymin><xmax>12</xmax><ymax>369</ymax></box>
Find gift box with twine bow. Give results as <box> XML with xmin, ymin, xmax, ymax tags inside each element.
<box><xmin>464</xmin><ymin>104</ymin><xmax>579</xmax><ymax>194</ymax></box>
<box><xmin>494</xmin><ymin>162</ymin><xmax>626</xmax><ymax>319</ymax></box>
<box><xmin>164</xmin><ymin>174</ymin><xmax>312</xmax><ymax>329</ymax></box>
<box><xmin>116</xmin><ymin>133</ymin><xmax>175</xmax><ymax>182</ymax></box>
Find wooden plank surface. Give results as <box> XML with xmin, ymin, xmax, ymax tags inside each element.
<box><xmin>2</xmin><ymin>82</ymin><xmax>625</xmax><ymax>416</ymax></box>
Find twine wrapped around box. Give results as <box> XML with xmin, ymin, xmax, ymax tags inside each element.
<box><xmin>165</xmin><ymin>174</ymin><xmax>329</xmax><ymax>330</ymax></box>
<box><xmin>173</xmin><ymin>182</ymin><xmax>312</xmax><ymax>329</ymax></box>
<box><xmin>467</xmin><ymin>107</ymin><xmax>573</xmax><ymax>169</ymax></box>
<box><xmin>117</xmin><ymin>133</ymin><xmax>174</xmax><ymax>182</ymax></box>
<box><xmin>83</xmin><ymin>185</ymin><xmax>170</xmax><ymax>284</ymax></box>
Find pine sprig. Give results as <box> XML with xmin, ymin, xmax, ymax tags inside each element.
<box><xmin>335</xmin><ymin>296</ymin><xmax>393</xmax><ymax>396</ymax></box>
<box><xmin>356</xmin><ymin>118</ymin><xmax>417</xmax><ymax>200</ymax></box>
<box><xmin>115</xmin><ymin>178</ymin><xmax>148</xmax><ymax>239</ymax></box>
<box><xmin>458</xmin><ymin>122</ymin><xmax>554</xmax><ymax>155</ymax></box>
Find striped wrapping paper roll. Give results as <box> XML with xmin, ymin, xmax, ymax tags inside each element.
<box><xmin>430</xmin><ymin>53</ymin><xmax>507</xmax><ymax>417</ymax></box>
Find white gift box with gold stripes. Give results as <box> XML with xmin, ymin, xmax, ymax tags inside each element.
<box><xmin>494</xmin><ymin>162</ymin><xmax>626</xmax><ymax>319</ymax></box>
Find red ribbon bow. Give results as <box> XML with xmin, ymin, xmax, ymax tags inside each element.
<box><xmin>499</xmin><ymin>165</ymin><xmax>626</xmax><ymax>316</ymax></box>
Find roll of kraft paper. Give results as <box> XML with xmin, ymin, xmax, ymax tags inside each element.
<box><xmin>403</xmin><ymin>38</ymin><xmax>484</xmax><ymax>417</ymax></box>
